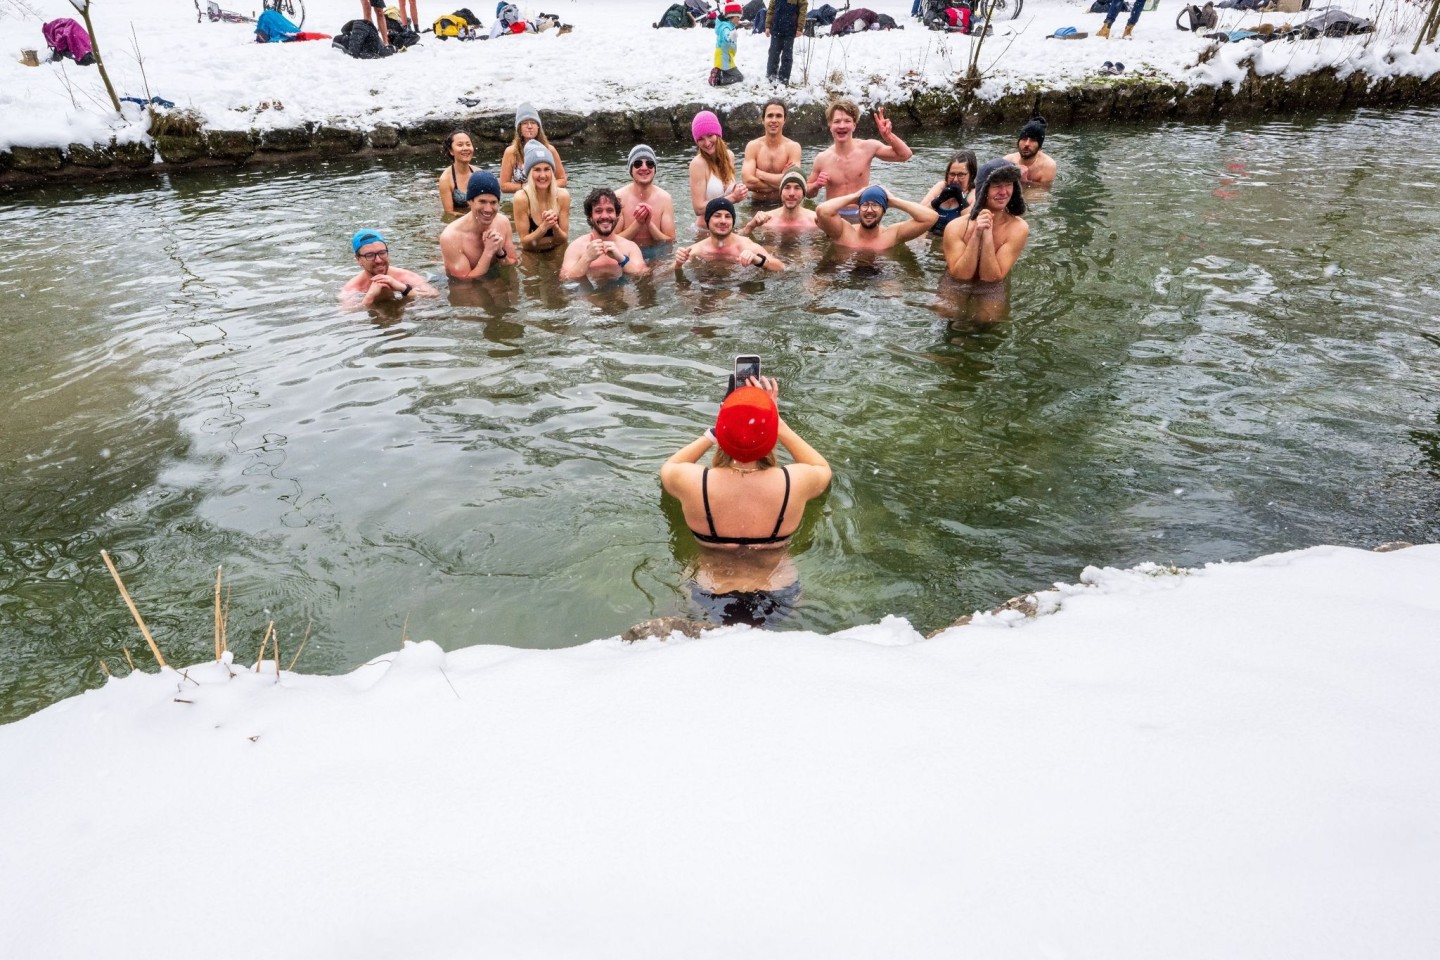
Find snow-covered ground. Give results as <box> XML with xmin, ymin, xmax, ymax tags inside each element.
<box><xmin>2</xmin><ymin>544</ymin><xmax>1437</xmax><ymax>957</ymax></box>
<box><xmin>2</xmin><ymin>0</ymin><xmax>1437</xmax><ymax>151</ymax></box>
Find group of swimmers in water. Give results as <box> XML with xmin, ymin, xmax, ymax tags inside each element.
<box><xmin>342</xmin><ymin>100</ymin><xmax>1058</xmax><ymax>305</ymax></box>
<box><xmin>339</xmin><ymin>99</ymin><xmax>1059</xmax><ymax>626</ymax></box>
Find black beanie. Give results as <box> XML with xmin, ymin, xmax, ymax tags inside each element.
<box><xmin>1018</xmin><ymin>116</ymin><xmax>1048</xmax><ymax>147</ymax></box>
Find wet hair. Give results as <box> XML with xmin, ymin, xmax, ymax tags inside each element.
<box><xmin>945</xmin><ymin>150</ymin><xmax>978</xmax><ymax>189</ymax></box>
<box><xmin>762</xmin><ymin>98</ymin><xmax>787</xmax><ymax>120</ymax></box>
<box><xmin>443</xmin><ymin>130</ymin><xmax>472</xmax><ymax>159</ymax></box>
<box><xmin>825</xmin><ymin>98</ymin><xmax>860</xmax><ymax>125</ymax></box>
<box><xmin>713</xmin><ymin>448</ymin><xmax>778</xmax><ymax>470</ymax></box>
<box><xmin>583</xmin><ymin>187</ymin><xmax>622</xmax><ymax>225</ymax></box>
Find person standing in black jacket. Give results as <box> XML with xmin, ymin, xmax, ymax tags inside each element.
<box><xmin>766</xmin><ymin>0</ymin><xmax>807</xmax><ymax>85</ymax></box>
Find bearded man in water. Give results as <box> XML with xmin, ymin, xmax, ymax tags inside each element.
<box><xmin>561</xmin><ymin>188</ymin><xmax>649</xmax><ymax>280</ymax></box>
<box><xmin>1004</xmin><ymin>116</ymin><xmax>1057</xmax><ymax>187</ymax></box>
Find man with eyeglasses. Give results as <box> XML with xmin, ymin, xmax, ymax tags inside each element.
<box><xmin>816</xmin><ymin>185</ymin><xmax>937</xmax><ymax>252</ymax></box>
<box><xmin>616</xmin><ymin>145</ymin><xmax>676</xmax><ymax>250</ymax></box>
<box><xmin>440</xmin><ymin>171</ymin><xmax>519</xmax><ymax>280</ymax></box>
<box><xmin>340</xmin><ymin>229</ymin><xmax>437</xmax><ymax>306</ymax></box>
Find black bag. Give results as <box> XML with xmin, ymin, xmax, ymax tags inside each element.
<box><xmin>333</xmin><ymin>19</ymin><xmax>394</xmax><ymax>57</ymax></box>
<box><xmin>385</xmin><ymin>16</ymin><xmax>421</xmax><ymax>47</ymax></box>
<box><xmin>452</xmin><ymin>7</ymin><xmax>481</xmax><ymax>24</ymax></box>
<box><xmin>808</xmin><ymin>3</ymin><xmax>838</xmax><ymax>25</ymax></box>
<box><xmin>1089</xmin><ymin>0</ymin><xmax>1128</xmax><ymax>11</ymax></box>
<box><xmin>1175</xmin><ymin>2</ymin><xmax>1218</xmax><ymax>30</ymax></box>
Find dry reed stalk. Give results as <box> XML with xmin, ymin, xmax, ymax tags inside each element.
<box><xmin>286</xmin><ymin>621</ymin><xmax>313</xmax><ymax>672</ymax></box>
<box><xmin>254</xmin><ymin>621</ymin><xmax>274</xmax><ymax>672</ymax></box>
<box><xmin>122</xmin><ymin>647</ymin><xmax>135</xmax><ymax>671</ymax></box>
<box><xmin>100</xmin><ymin>549</ymin><xmax>167</xmax><ymax>668</ymax></box>
<box><xmin>272</xmin><ymin>632</ymin><xmax>280</xmax><ymax>676</ymax></box>
<box><xmin>213</xmin><ymin>565</ymin><xmax>223</xmax><ymax>661</ymax></box>
<box><xmin>99</xmin><ymin>659</ymin><xmax>112</xmax><ymax>678</ymax></box>
<box><xmin>220</xmin><ymin>582</ymin><xmax>231</xmax><ymax>658</ymax></box>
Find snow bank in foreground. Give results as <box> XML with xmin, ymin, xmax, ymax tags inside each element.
<box><xmin>3</xmin><ymin>544</ymin><xmax>1438</xmax><ymax>958</ymax></box>
<box><xmin>4</xmin><ymin>0</ymin><xmax>1439</xmax><ymax>151</ymax></box>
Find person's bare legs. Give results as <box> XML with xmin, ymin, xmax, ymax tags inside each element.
<box><xmin>406</xmin><ymin>0</ymin><xmax>419</xmax><ymax>27</ymax></box>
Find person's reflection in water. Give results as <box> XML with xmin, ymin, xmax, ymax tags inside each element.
<box><xmin>660</xmin><ymin>376</ymin><xmax>831</xmax><ymax>628</ymax></box>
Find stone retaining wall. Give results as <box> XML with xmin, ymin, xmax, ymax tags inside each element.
<box><xmin>4</xmin><ymin>67</ymin><xmax>1439</xmax><ymax>190</ymax></box>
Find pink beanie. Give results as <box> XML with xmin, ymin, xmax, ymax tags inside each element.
<box><xmin>691</xmin><ymin>110</ymin><xmax>723</xmax><ymax>143</ymax></box>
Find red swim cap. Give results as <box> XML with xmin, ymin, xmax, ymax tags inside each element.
<box><xmin>714</xmin><ymin>386</ymin><xmax>778</xmax><ymax>463</ymax></box>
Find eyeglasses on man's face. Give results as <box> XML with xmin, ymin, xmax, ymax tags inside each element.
<box><xmin>631</xmin><ymin>159</ymin><xmax>655</xmax><ymax>170</ymax></box>
<box><xmin>357</xmin><ymin>247</ymin><xmax>389</xmax><ymax>262</ymax></box>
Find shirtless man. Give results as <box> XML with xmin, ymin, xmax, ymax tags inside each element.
<box><xmin>739</xmin><ymin>170</ymin><xmax>817</xmax><ymax>236</ymax></box>
<box><xmin>339</xmin><ymin>229</ymin><xmax>437</xmax><ymax>306</ymax></box>
<box><xmin>439</xmin><ymin>171</ymin><xmax>519</xmax><ymax>279</ymax></box>
<box><xmin>675</xmin><ymin>198</ymin><xmax>785</xmax><ymax>272</ymax></box>
<box><xmin>1004</xmin><ymin>116</ymin><xmax>1057</xmax><ymax>187</ymax></box>
<box><xmin>616</xmin><ymin>144</ymin><xmax>677</xmax><ymax>249</ymax></box>
<box><xmin>561</xmin><ymin>188</ymin><xmax>649</xmax><ymax>281</ymax></box>
<box><xmin>816</xmin><ymin>185</ymin><xmax>937</xmax><ymax>251</ymax></box>
<box><xmin>741</xmin><ymin>99</ymin><xmax>803</xmax><ymax>203</ymax></box>
<box><xmin>807</xmin><ymin>99</ymin><xmax>914</xmax><ymax>205</ymax></box>
<box><xmin>943</xmin><ymin>159</ymin><xmax>1030</xmax><ymax>283</ymax></box>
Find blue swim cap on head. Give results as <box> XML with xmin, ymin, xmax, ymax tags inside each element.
<box><xmin>351</xmin><ymin>229</ymin><xmax>385</xmax><ymax>253</ymax></box>
<box><xmin>466</xmin><ymin>170</ymin><xmax>501</xmax><ymax>202</ymax></box>
<box><xmin>704</xmin><ymin>196</ymin><xmax>737</xmax><ymax>225</ymax></box>
<box><xmin>858</xmin><ymin>186</ymin><xmax>888</xmax><ymax>211</ymax></box>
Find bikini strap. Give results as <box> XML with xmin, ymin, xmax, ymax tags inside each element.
<box><xmin>701</xmin><ymin>468</ymin><xmax>719</xmax><ymax>538</ymax></box>
<box><xmin>770</xmin><ymin>466</ymin><xmax>791</xmax><ymax>540</ymax></box>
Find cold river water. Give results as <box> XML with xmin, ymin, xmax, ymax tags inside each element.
<box><xmin>2</xmin><ymin>108</ymin><xmax>1438</xmax><ymax>722</ymax></box>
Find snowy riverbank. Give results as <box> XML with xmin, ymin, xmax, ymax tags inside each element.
<box><xmin>3</xmin><ymin>0</ymin><xmax>1439</xmax><ymax>161</ymax></box>
<box><xmin>3</xmin><ymin>543</ymin><xmax>1438</xmax><ymax>957</ymax></box>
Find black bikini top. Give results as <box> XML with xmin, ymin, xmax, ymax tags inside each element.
<box><xmin>691</xmin><ymin>466</ymin><xmax>792</xmax><ymax>546</ymax></box>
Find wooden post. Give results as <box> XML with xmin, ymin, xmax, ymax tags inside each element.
<box><xmin>68</xmin><ymin>0</ymin><xmax>123</xmax><ymax>114</ymax></box>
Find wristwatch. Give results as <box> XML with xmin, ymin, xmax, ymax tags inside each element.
<box><xmin>754</xmin><ymin>254</ymin><xmax>768</xmax><ymax>269</ymax></box>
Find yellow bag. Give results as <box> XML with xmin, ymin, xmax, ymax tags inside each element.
<box><xmin>434</xmin><ymin>13</ymin><xmax>468</xmax><ymax>37</ymax></box>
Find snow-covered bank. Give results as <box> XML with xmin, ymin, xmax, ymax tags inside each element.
<box><xmin>3</xmin><ymin>544</ymin><xmax>1438</xmax><ymax>958</ymax></box>
<box><xmin>3</xmin><ymin>0</ymin><xmax>1439</xmax><ymax>161</ymax></box>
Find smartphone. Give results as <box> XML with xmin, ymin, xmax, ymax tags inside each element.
<box><xmin>733</xmin><ymin>355</ymin><xmax>761</xmax><ymax>386</ymax></box>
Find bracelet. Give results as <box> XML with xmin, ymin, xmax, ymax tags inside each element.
<box><xmin>618</xmin><ymin>254</ymin><xmax>631</xmax><ymax>268</ymax></box>
<box><xmin>754</xmin><ymin>254</ymin><xmax>768</xmax><ymax>269</ymax></box>
<box><xmin>704</xmin><ymin>429</ymin><xmax>716</xmax><ymax>444</ymax></box>
<box><xmin>400</xmin><ymin>284</ymin><xmax>413</xmax><ymax>297</ymax></box>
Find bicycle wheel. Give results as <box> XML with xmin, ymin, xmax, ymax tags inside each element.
<box><xmin>989</xmin><ymin>0</ymin><xmax>1023</xmax><ymax>19</ymax></box>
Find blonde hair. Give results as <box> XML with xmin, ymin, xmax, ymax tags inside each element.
<box><xmin>712</xmin><ymin>449</ymin><xmax>778</xmax><ymax>469</ymax></box>
<box><xmin>701</xmin><ymin>140</ymin><xmax>737</xmax><ymax>190</ymax></box>
<box><xmin>520</xmin><ymin>162</ymin><xmax>559</xmax><ymax>222</ymax></box>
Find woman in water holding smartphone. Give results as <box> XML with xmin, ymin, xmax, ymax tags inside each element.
<box><xmin>660</xmin><ymin>368</ymin><xmax>832</xmax><ymax>627</ymax></box>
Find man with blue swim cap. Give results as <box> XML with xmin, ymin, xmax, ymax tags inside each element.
<box><xmin>339</xmin><ymin>228</ymin><xmax>436</xmax><ymax>306</ymax></box>
<box><xmin>439</xmin><ymin>169</ymin><xmax>518</xmax><ymax>279</ymax></box>
<box><xmin>816</xmin><ymin>184</ymin><xmax>937</xmax><ymax>252</ymax></box>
